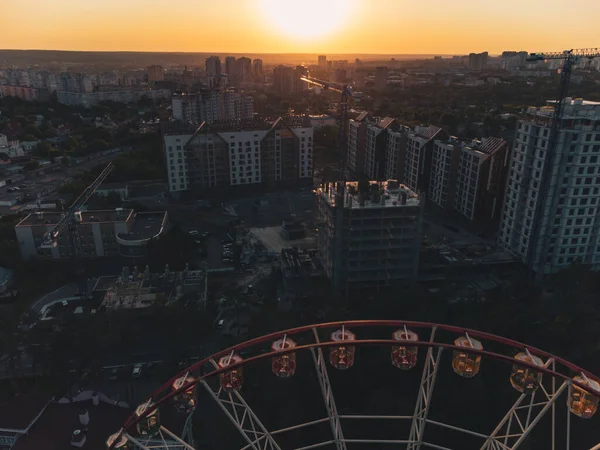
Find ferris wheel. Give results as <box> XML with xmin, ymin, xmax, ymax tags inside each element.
<box><xmin>107</xmin><ymin>321</ymin><xmax>600</xmax><ymax>450</ymax></box>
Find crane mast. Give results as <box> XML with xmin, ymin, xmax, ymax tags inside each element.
<box><xmin>300</xmin><ymin>76</ymin><xmax>360</xmax><ymax>179</ymax></box>
<box><xmin>41</xmin><ymin>162</ymin><xmax>114</xmax><ymax>298</ymax></box>
<box><xmin>301</xmin><ymin>76</ymin><xmax>361</xmax><ymax>297</ymax></box>
<box><xmin>524</xmin><ymin>48</ymin><xmax>600</xmax><ymax>276</ymax></box>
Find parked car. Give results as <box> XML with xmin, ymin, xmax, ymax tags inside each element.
<box><xmin>132</xmin><ymin>364</ymin><xmax>142</xmax><ymax>378</ymax></box>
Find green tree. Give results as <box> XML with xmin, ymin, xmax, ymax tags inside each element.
<box><xmin>65</xmin><ymin>137</ymin><xmax>79</xmax><ymax>152</ymax></box>
<box><xmin>86</xmin><ymin>138</ymin><xmax>109</xmax><ymax>153</ymax></box>
<box><xmin>21</xmin><ymin>125</ymin><xmax>42</xmax><ymax>139</ymax></box>
<box><xmin>33</xmin><ymin>141</ymin><xmax>52</xmax><ymax>158</ymax></box>
<box><xmin>23</xmin><ymin>160</ymin><xmax>40</xmax><ymax>172</ymax></box>
<box><xmin>314</xmin><ymin>125</ymin><xmax>340</xmax><ymax>149</ymax></box>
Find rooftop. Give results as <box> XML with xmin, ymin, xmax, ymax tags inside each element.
<box><xmin>206</xmin><ymin>117</ymin><xmax>270</xmax><ymax>132</ymax></box>
<box><xmin>415</xmin><ymin>125</ymin><xmax>442</xmax><ymax>140</ymax></box>
<box><xmin>117</xmin><ymin>211</ymin><xmax>167</xmax><ymax>242</ymax></box>
<box><xmin>319</xmin><ymin>180</ymin><xmax>420</xmax><ymax>209</ymax></box>
<box><xmin>471</xmin><ymin>137</ymin><xmax>507</xmax><ymax>155</ymax></box>
<box><xmin>527</xmin><ymin>98</ymin><xmax>600</xmax><ymax>119</ymax></box>
<box><xmin>16</xmin><ymin>209</ymin><xmax>134</xmax><ymax>227</ymax></box>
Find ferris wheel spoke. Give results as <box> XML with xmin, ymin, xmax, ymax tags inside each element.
<box><xmin>311</xmin><ymin>327</ymin><xmax>347</xmax><ymax>450</ymax></box>
<box><xmin>479</xmin><ymin>380</ymin><xmax>568</xmax><ymax>450</ymax></box>
<box><xmin>200</xmin><ymin>374</ymin><xmax>282</xmax><ymax>450</ymax></box>
<box><xmin>408</xmin><ymin>327</ymin><xmax>442</xmax><ymax>450</ymax></box>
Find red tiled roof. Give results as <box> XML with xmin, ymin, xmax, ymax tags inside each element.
<box><xmin>13</xmin><ymin>401</ymin><xmax>131</xmax><ymax>450</ymax></box>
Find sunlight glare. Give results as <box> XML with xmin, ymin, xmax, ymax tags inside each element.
<box><xmin>259</xmin><ymin>0</ymin><xmax>355</xmax><ymax>40</ymax></box>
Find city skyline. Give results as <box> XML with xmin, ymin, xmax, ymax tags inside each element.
<box><xmin>3</xmin><ymin>0</ymin><xmax>600</xmax><ymax>55</ymax></box>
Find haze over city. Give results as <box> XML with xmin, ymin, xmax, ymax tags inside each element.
<box><xmin>1</xmin><ymin>1</ymin><xmax>600</xmax><ymax>450</ymax></box>
<box><xmin>3</xmin><ymin>0</ymin><xmax>600</xmax><ymax>54</ymax></box>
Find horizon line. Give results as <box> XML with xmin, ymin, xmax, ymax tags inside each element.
<box><xmin>0</xmin><ymin>48</ymin><xmax>510</xmax><ymax>57</ymax></box>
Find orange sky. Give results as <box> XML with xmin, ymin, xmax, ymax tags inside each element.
<box><xmin>2</xmin><ymin>0</ymin><xmax>599</xmax><ymax>55</ymax></box>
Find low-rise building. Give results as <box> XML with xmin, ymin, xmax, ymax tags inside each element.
<box><xmin>14</xmin><ymin>209</ymin><xmax>167</xmax><ymax>260</ymax></box>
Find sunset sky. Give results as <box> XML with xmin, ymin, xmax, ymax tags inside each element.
<box><xmin>2</xmin><ymin>0</ymin><xmax>599</xmax><ymax>55</ymax></box>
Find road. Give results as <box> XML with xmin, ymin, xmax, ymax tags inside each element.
<box><xmin>0</xmin><ymin>148</ymin><xmax>129</xmax><ymax>215</ymax></box>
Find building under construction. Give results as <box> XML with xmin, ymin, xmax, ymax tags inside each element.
<box><xmin>94</xmin><ymin>265</ymin><xmax>207</xmax><ymax>310</ymax></box>
<box><xmin>316</xmin><ymin>179</ymin><xmax>423</xmax><ymax>295</ymax></box>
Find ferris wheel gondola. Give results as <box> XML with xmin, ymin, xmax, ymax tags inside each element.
<box><xmin>108</xmin><ymin>321</ymin><xmax>600</xmax><ymax>450</ymax></box>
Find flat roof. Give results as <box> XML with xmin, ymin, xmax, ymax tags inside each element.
<box><xmin>16</xmin><ymin>209</ymin><xmax>134</xmax><ymax>227</ymax></box>
<box><xmin>319</xmin><ymin>180</ymin><xmax>420</xmax><ymax>209</ymax></box>
<box><xmin>117</xmin><ymin>211</ymin><xmax>167</xmax><ymax>241</ymax></box>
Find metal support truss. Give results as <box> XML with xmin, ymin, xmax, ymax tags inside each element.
<box><xmin>123</xmin><ymin>425</ymin><xmax>195</xmax><ymax>450</ymax></box>
<box><xmin>201</xmin><ymin>363</ymin><xmax>282</xmax><ymax>450</ymax></box>
<box><xmin>408</xmin><ymin>327</ymin><xmax>443</xmax><ymax>450</ymax></box>
<box><xmin>479</xmin><ymin>379</ymin><xmax>568</xmax><ymax>450</ymax></box>
<box><xmin>311</xmin><ymin>328</ymin><xmax>347</xmax><ymax>450</ymax></box>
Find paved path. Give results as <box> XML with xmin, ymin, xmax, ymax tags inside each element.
<box><xmin>31</xmin><ymin>278</ymin><xmax>97</xmax><ymax>314</ymax></box>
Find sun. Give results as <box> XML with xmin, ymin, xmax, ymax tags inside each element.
<box><xmin>259</xmin><ymin>0</ymin><xmax>355</xmax><ymax>41</ymax></box>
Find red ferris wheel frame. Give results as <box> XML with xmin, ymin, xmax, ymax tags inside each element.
<box><xmin>110</xmin><ymin>320</ymin><xmax>600</xmax><ymax>450</ymax></box>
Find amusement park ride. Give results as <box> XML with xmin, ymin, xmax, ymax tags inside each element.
<box><xmin>107</xmin><ymin>320</ymin><xmax>600</xmax><ymax>450</ymax></box>
<box><xmin>106</xmin><ymin>50</ymin><xmax>600</xmax><ymax>450</ymax></box>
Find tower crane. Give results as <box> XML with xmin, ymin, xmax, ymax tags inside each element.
<box><xmin>524</xmin><ymin>49</ymin><xmax>600</xmax><ymax>276</ymax></box>
<box><xmin>41</xmin><ymin>162</ymin><xmax>114</xmax><ymax>298</ymax></box>
<box><xmin>300</xmin><ymin>76</ymin><xmax>361</xmax><ymax>177</ymax></box>
<box><xmin>301</xmin><ymin>76</ymin><xmax>362</xmax><ymax>297</ymax></box>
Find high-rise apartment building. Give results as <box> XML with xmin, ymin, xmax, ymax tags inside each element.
<box><xmin>163</xmin><ymin>117</ymin><xmax>313</xmax><ymax>193</ymax></box>
<box><xmin>316</xmin><ymin>180</ymin><xmax>422</xmax><ymax>294</ymax></box>
<box><xmin>272</xmin><ymin>66</ymin><xmax>295</xmax><ymax>94</ymax></box>
<box><xmin>235</xmin><ymin>57</ymin><xmax>252</xmax><ymax>84</ymax></box>
<box><xmin>468</xmin><ymin>52</ymin><xmax>489</xmax><ymax>71</ymax></box>
<box><xmin>428</xmin><ymin>137</ymin><xmax>508</xmax><ymax>222</ymax></box>
<box><xmin>253</xmin><ymin>59</ymin><xmax>263</xmax><ymax>81</ymax></box>
<box><xmin>206</xmin><ymin>56</ymin><xmax>222</xmax><ymax>78</ymax></box>
<box><xmin>293</xmin><ymin>66</ymin><xmax>309</xmax><ymax>92</ymax></box>
<box><xmin>347</xmin><ymin>112</ymin><xmax>372</xmax><ymax>177</ymax></box>
<box><xmin>364</xmin><ymin>118</ymin><xmax>399</xmax><ymax>180</ymax></box>
<box><xmin>171</xmin><ymin>89</ymin><xmax>254</xmax><ymax>124</ymax></box>
<box><xmin>498</xmin><ymin>98</ymin><xmax>600</xmax><ymax>274</ymax></box>
<box><xmin>225</xmin><ymin>57</ymin><xmax>236</xmax><ymax>85</ymax></box>
<box><xmin>384</xmin><ymin>125</ymin><xmax>412</xmax><ymax>181</ymax></box>
<box><xmin>147</xmin><ymin>65</ymin><xmax>164</xmax><ymax>84</ymax></box>
<box><xmin>318</xmin><ymin>55</ymin><xmax>327</xmax><ymax>68</ymax></box>
<box><xmin>403</xmin><ymin>126</ymin><xmax>442</xmax><ymax>194</ymax></box>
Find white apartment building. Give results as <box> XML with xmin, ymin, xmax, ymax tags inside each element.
<box><xmin>364</xmin><ymin>123</ymin><xmax>385</xmax><ymax>179</ymax></box>
<box><xmin>384</xmin><ymin>125</ymin><xmax>412</xmax><ymax>181</ymax></box>
<box><xmin>429</xmin><ymin>137</ymin><xmax>508</xmax><ymax>221</ymax></box>
<box><xmin>291</xmin><ymin>125</ymin><xmax>314</xmax><ymax>179</ymax></box>
<box><xmin>346</xmin><ymin>112</ymin><xmax>370</xmax><ymax>176</ymax></box>
<box><xmin>429</xmin><ymin>139</ymin><xmax>457</xmax><ymax>209</ymax></box>
<box><xmin>498</xmin><ymin>98</ymin><xmax>600</xmax><ymax>273</ymax></box>
<box><xmin>164</xmin><ymin>133</ymin><xmax>192</xmax><ymax>192</ymax></box>
<box><xmin>221</xmin><ymin>129</ymin><xmax>269</xmax><ymax>186</ymax></box>
<box><xmin>454</xmin><ymin>139</ymin><xmax>506</xmax><ymax>220</ymax></box>
<box><xmin>403</xmin><ymin>125</ymin><xmax>442</xmax><ymax>194</ymax></box>
<box><xmin>164</xmin><ymin>118</ymin><xmax>313</xmax><ymax>193</ymax></box>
